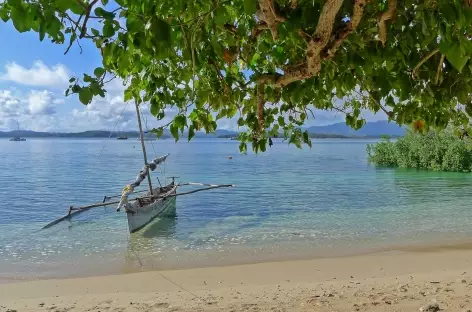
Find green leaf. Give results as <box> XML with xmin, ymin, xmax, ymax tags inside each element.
<box><xmin>103</xmin><ymin>21</ymin><xmax>115</xmax><ymax>38</ymax></box>
<box><xmin>78</xmin><ymin>88</ymin><xmax>93</xmax><ymax>105</ymax></box>
<box><xmin>239</xmin><ymin>142</ymin><xmax>247</xmax><ymax>154</ymax></box>
<box><xmin>211</xmin><ymin>37</ymin><xmax>223</xmax><ymax>56</ymax></box>
<box><xmin>355</xmin><ymin>119</ymin><xmax>366</xmax><ymax>130</ymax></box>
<box><xmin>71</xmin><ymin>84</ymin><xmax>80</xmax><ymax>93</ymax></box>
<box><xmin>250</xmin><ymin>53</ymin><xmax>260</xmax><ymax>66</ymax></box>
<box><xmin>150</xmin><ymin>102</ymin><xmax>159</xmax><ymax>116</ymax></box>
<box><xmin>155</xmin><ymin>127</ymin><xmax>164</xmax><ymax>138</ymax></box>
<box><xmin>259</xmin><ymin>138</ymin><xmax>266</xmax><ymax>152</ymax></box>
<box><xmin>0</xmin><ymin>6</ymin><xmax>9</xmax><ymax>22</ymax></box>
<box><xmin>69</xmin><ymin>1</ymin><xmax>85</xmax><ymax>15</ymax></box>
<box><xmin>439</xmin><ymin>38</ymin><xmax>451</xmax><ymax>55</ymax></box>
<box><xmin>124</xmin><ymin>89</ymin><xmax>133</xmax><ymax>102</ymax></box>
<box><xmin>38</xmin><ymin>22</ymin><xmax>45</xmax><ymax>41</ymax></box>
<box><xmin>441</xmin><ymin>4</ymin><xmax>456</xmax><ymax>23</ymax></box>
<box><xmin>445</xmin><ymin>44</ymin><xmax>470</xmax><ymax>72</ymax></box>
<box><xmin>7</xmin><ymin>0</ymin><xmax>22</xmax><ymax>8</ymax></box>
<box><xmin>302</xmin><ymin>131</ymin><xmax>312</xmax><ymax>148</ymax></box>
<box><xmin>170</xmin><ymin>124</ymin><xmax>179</xmax><ymax>141</ymax></box>
<box><xmin>83</xmin><ymin>74</ymin><xmax>93</xmax><ymax>82</ymax></box>
<box><xmin>126</xmin><ymin>16</ymin><xmax>142</xmax><ymax>33</ymax></box>
<box><xmin>174</xmin><ymin>115</ymin><xmax>186</xmax><ymax>129</ymax></box>
<box><xmin>150</xmin><ymin>17</ymin><xmax>171</xmax><ymax>43</ymax></box>
<box><xmin>214</xmin><ymin>6</ymin><xmax>229</xmax><ymax>25</ymax></box>
<box><xmin>11</xmin><ymin>7</ymin><xmax>29</xmax><ymax>33</ymax></box>
<box><xmin>46</xmin><ymin>17</ymin><xmax>62</xmax><ymax>37</ymax></box>
<box><xmin>91</xmin><ymin>28</ymin><xmax>100</xmax><ymax>36</ymax></box>
<box><xmin>243</xmin><ymin>0</ymin><xmax>257</xmax><ymax>15</ymax></box>
<box><xmin>94</xmin><ymin>67</ymin><xmax>105</xmax><ymax>78</ymax></box>
<box><xmin>94</xmin><ymin>7</ymin><xmax>114</xmax><ymax>18</ymax></box>
<box><xmin>188</xmin><ymin>125</ymin><xmax>195</xmax><ymax>141</ymax></box>
<box><xmin>278</xmin><ymin>116</ymin><xmax>285</xmax><ymax>127</ymax></box>
<box><xmin>69</xmin><ymin>77</ymin><xmax>76</xmax><ymax>83</ymax></box>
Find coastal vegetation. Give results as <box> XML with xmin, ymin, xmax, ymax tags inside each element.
<box><xmin>2</xmin><ymin>1</ymin><xmax>472</xmax><ymax>152</ymax></box>
<box><xmin>367</xmin><ymin>128</ymin><xmax>472</xmax><ymax>172</ymax></box>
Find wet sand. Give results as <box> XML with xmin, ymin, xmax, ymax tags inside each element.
<box><xmin>2</xmin><ymin>246</ymin><xmax>472</xmax><ymax>311</ymax></box>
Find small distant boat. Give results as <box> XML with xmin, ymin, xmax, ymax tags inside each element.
<box><xmin>10</xmin><ymin>137</ymin><xmax>26</xmax><ymax>141</ymax></box>
<box><xmin>116</xmin><ymin>130</ymin><xmax>128</xmax><ymax>140</ymax></box>
<box><xmin>10</xmin><ymin>122</ymin><xmax>26</xmax><ymax>141</ymax></box>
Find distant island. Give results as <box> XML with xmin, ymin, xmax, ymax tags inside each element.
<box><xmin>218</xmin><ymin>133</ymin><xmax>351</xmax><ymax>139</ymax></box>
<box><xmin>1</xmin><ymin>121</ymin><xmax>405</xmax><ymax>139</ymax></box>
<box><xmin>215</xmin><ymin>120</ymin><xmax>405</xmax><ymax>139</ymax></box>
<box><xmin>0</xmin><ymin>130</ymin><xmax>171</xmax><ymax>139</ymax></box>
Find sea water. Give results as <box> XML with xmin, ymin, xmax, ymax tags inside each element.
<box><xmin>1</xmin><ymin>138</ymin><xmax>472</xmax><ymax>280</ymax></box>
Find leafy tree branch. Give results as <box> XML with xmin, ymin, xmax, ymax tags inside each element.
<box><xmin>2</xmin><ymin>0</ymin><xmax>472</xmax><ymax>152</ymax></box>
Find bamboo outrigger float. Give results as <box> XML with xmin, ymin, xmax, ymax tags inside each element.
<box><xmin>42</xmin><ymin>102</ymin><xmax>234</xmax><ymax>233</ymax></box>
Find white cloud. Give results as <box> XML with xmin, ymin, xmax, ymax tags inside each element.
<box><xmin>0</xmin><ymin>90</ymin><xmax>23</xmax><ymax>117</ymax></box>
<box><xmin>52</xmin><ymin>98</ymin><xmax>65</xmax><ymax>105</ymax></box>
<box><xmin>0</xmin><ymin>61</ymin><xmax>70</xmax><ymax>88</ymax></box>
<box><xmin>27</xmin><ymin>90</ymin><xmax>58</xmax><ymax>115</ymax></box>
<box><xmin>0</xmin><ymin>70</ymin><xmax>387</xmax><ymax>132</ymax></box>
<box><xmin>69</xmin><ymin>92</ymin><xmax>177</xmax><ymax>133</ymax></box>
<box><xmin>0</xmin><ymin>88</ymin><xmax>63</xmax><ymax>131</ymax></box>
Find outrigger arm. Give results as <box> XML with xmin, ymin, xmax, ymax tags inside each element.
<box><xmin>41</xmin><ymin>182</ymin><xmax>235</xmax><ymax>230</ymax></box>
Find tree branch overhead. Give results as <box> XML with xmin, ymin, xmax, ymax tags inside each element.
<box><xmin>378</xmin><ymin>0</ymin><xmax>397</xmax><ymax>46</ymax></box>
<box><xmin>256</xmin><ymin>0</ymin><xmax>286</xmax><ymax>41</ymax></box>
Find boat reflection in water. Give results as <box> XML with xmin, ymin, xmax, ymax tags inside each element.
<box><xmin>123</xmin><ymin>213</ymin><xmax>178</xmax><ymax>271</ymax></box>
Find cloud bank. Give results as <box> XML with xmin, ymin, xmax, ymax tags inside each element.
<box><xmin>0</xmin><ymin>61</ymin><xmax>70</xmax><ymax>88</ymax></box>
<box><xmin>0</xmin><ymin>61</ymin><xmax>387</xmax><ymax>133</ymax></box>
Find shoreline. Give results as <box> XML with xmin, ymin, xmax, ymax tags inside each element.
<box><xmin>2</xmin><ymin>237</ymin><xmax>472</xmax><ymax>284</ymax></box>
<box><xmin>2</xmin><ymin>247</ymin><xmax>472</xmax><ymax>311</ymax></box>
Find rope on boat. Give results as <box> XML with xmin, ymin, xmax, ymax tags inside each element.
<box><xmin>68</xmin><ymin>101</ymin><xmax>131</xmax><ymax>209</ymax></box>
<box><xmin>115</xmin><ymin>154</ymin><xmax>170</xmax><ymax>212</ymax></box>
<box><xmin>139</xmin><ymin>105</ymin><xmax>168</xmax><ymax>184</ymax></box>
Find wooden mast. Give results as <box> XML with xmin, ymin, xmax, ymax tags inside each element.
<box><xmin>135</xmin><ymin>101</ymin><xmax>153</xmax><ymax>195</ymax></box>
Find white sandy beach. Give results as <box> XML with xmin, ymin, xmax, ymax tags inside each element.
<box><xmin>1</xmin><ymin>245</ymin><xmax>472</xmax><ymax>311</ymax></box>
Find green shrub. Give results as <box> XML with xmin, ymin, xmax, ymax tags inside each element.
<box><xmin>367</xmin><ymin>129</ymin><xmax>472</xmax><ymax>172</ymax></box>
<box><xmin>366</xmin><ymin>137</ymin><xmax>398</xmax><ymax>167</ymax></box>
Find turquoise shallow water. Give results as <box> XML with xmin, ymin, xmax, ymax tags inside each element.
<box><xmin>1</xmin><ymin>138</ymin><xmax>472</xmax><ymax>280</ymax></box>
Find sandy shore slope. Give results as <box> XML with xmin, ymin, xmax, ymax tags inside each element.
<box><xmin>2</xmin><ymin>247</ymin><xmax>472</xmax><ymax>311</ymax></box>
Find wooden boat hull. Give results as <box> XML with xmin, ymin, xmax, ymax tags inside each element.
<box><xmin>126</xmin><ymin>184</ymin><xmax>177</xmax><ymax>233</ymax></box>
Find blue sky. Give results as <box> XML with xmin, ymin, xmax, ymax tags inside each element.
<box><xmin>0</xmin><ymin>19</ymin><xmax>386</xmax><ymax>132</ymax></box>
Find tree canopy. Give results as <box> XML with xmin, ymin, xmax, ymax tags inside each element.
<box><xmin>2</xmin><ymin>0</ymin><xmax>472</xmax><ymax>152</ymax></box>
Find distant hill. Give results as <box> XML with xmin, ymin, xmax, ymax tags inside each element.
<box><xmin>0</xmin><ymin>129</ymin><xmax>236</xmax><ymax>139</ymax></box>
<box><xmin>190</xmin><ymin>129</ymin><xmax>238</xmax><ymax>138</ymax></box>
<box><xmin>0</xmin><ymin>121</ymin><xmax>405</xmax><ymax>139</ymax></box>
<box><xmin>219</xmin><ymin>132</ymin><xmax>349</xmax><ymax>139</ymax></box>
<box><xmin>218</xmin><ymin>121</ymin><xmax>405</xmax><ymax>139</ymax></box>
<box><xmin>0</xmin><ymin>130</ymin><xmax>170</xmax><ymax>139</ymax></box>
<box><xmin>305</xmin><ymin>120</ymin><xmax>405</xmax><ymax>137</ymax></box>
